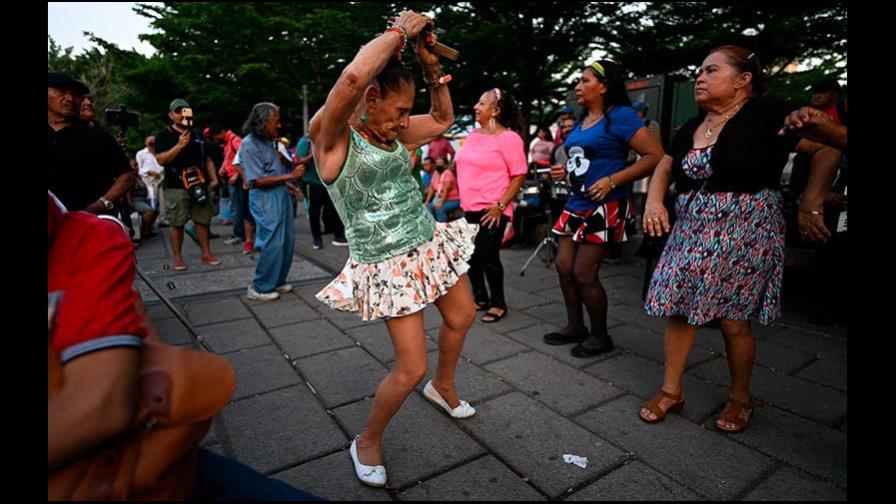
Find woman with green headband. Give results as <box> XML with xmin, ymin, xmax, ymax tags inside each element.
<box><xmin>545</xmin><ymin>59</ymin><xmax>664</xmax><ymax>357</ymax></box>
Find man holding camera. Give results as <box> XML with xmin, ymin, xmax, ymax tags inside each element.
<box><xmin>48</xmin><ymin>72</ymin><xmax>134</xmax><ymax>215</ymax></box>
<box><xmin>154</xmin><ymin>99</ymin><xmax>221</xmax><ymax>271</ymax></box>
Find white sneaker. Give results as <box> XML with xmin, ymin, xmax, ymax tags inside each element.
<box><xmin>423</xmin><ymin>380</ymin><xmax>476</xmax><ymax>418</ymax></box>
<box><xmin>247</xmin><ymin>286</ymin><xmax>280</xmax><ymax>301</ymax></box>
<box><xmin>223</xmin><ymin>236</ymin><xmax>243</xmax><ymax>245</ymax></box>
<box><xmin>331</xmin><ymin>239</ymin><xmax>349</xmax><ymax>247</ymax></box>
<box><xmin>349</xmin><ymin>436</ymin><xmax>386</xmax><ymax>487</ymax></box>
<box><xmin>275</xmin><ymin>284</ymin><xmax>293</xmax><ymax>294</ymax></box>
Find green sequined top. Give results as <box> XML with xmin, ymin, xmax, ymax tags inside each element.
<box><xmin>324</xmin><ymin>128</ymin><xmax>435</xmax><ymax>264</ymax></box>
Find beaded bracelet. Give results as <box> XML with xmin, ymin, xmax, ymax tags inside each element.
<box><xmin>384</xmin><ymin>25</ymin><xmax>407</xmax><ymax>59</ymax></box>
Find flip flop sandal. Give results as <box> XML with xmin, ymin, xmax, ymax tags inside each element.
<box><xmin>481</xmin><ymin>308</ymin><xmax>508</xmax><ymax>323</ymax></box>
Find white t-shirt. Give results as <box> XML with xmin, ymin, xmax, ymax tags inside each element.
<box><xmin>136</xmin><ymin>148</ymin><xmax>163</xmax><ymax>177</ymax></box>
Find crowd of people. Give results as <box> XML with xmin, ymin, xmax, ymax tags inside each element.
<box><xmin>49</xmin><ymin>8</ymin><xmax>845</xmax><ymax>495</ymax></box>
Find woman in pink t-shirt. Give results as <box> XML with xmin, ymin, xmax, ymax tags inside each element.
<box><xmin>455</xmin><ymin>88</ymin><xmax>528</xmax><ymax>322</ymax></box>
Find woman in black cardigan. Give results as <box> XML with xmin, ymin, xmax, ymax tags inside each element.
<box><xmin>638</xmin><ymin>46</ymin><xmax>841</xmax><ymax>432</ymax></box>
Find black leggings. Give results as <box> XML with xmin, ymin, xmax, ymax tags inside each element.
<box><xmin>303</xmin><ymin>183</ymin><xmax>344</xmax><ymax>241</ymax></box>
<box><xmin>465</xmin><ymin>211</ymin><xmax>508</xmax><ymax>309</ymax></box>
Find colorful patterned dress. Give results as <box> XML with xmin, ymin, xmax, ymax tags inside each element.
<box><xmin>644</xmin><ymin>146</ymin><xmax>785</xmax><ymax>325</ymax></box>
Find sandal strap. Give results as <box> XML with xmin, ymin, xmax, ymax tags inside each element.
<box><xmin>726</xmin><ymin>395</ymin><xmax>761</xmax><ymax>409</ymax></box>
<box><xmin>718</xmin><ymin>397</ymin><xmax>755</xmax><ymax>428</ymax></box>
<box><xmin>660</xmin><ymin>389</ymin><xmax>683</xmax><ymax>401</ymax></box>
<box><xmin>643</xmin><ymin>390</ymin><xmax>682</xmax><ymax>417</ymax></box>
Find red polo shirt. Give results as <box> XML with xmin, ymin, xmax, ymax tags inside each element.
<box><xmin>48</xmin><ymin>195</ymin><xmax>145</xmax><ymax>363</ymax></box>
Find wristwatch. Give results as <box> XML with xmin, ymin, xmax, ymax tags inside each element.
<box><xmin>496</xmin><ymin>201</ymin><xmax>506</xmax><ymax>211</ymax></box>
<box><xmin>99</xmin><ymin>196</ymin><xmax>114</xmax><ymax>210</ymax></box>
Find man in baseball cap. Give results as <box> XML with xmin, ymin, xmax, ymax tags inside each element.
<box><xmin>809</xmin><ymin>77</ymin><xmax>846</xmax><ymax>125</ymax></box>
<box><xmin>48</xmin><ymin>72</ymin><xmax>134</xmax><ymax>215</ymax></box>
<box><xmin>169</xmin><ymin>98</ymin><xmax>190</xmax><ymax>111</ymax></box>
<box><xmin>48</xmin><ymin>72</ymin><xmax>89</xmax><ymax>95</ymax></box>
<box><xmin>154</xmin><ymin>98</ymin><xmax>221</xmax><ymax>270</ymax></box>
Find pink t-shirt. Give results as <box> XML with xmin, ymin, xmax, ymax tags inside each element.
<box><xmin>455</xmin><ymin>129</ymin><xmax>528</xmax><ymax>217</ymax></box>
<box><xmin>435</xmin><ymin>169</ymin><xmax>460</xmax><ymax>201</ymax></box>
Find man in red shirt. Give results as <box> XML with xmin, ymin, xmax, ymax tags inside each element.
<box><xmin>48</xmin><ymin>192</ymin><xmax>147</xmax><ymax>471</ymax></box>
<box><xmin>48</xmin><ymin>192</ymin><xmax>324</xmax><ymax>499</ymax></box>
<box><xmin>208</xmin><ymin>125</ymin><xmax>253</xmax><ymax>251</ymax></box>
<box><xmin>810</xmin><ymin>77</ymin><xmax>847</xmax><ymax>126</ymax></box>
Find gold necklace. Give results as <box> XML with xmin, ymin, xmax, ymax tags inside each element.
<box><xmin>581</xmin><ymin>112</ymin><xmax>604</xmax><ymax>130</ymax></box>
<box><xmin>704</xmin><ymin>101</ymin><xmax>745</xmax><ymax>139</ymax></box>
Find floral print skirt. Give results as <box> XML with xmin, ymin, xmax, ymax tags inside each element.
<box><xmin>316</xmin><ymin>220</ymin><xmax>478</xmax><ymax>320</ymax></box>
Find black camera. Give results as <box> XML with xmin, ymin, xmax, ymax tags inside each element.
<box><xmin>180</xmin><ymin>167</ymin><xmax>208</xmax><ymax>204</ymax></box>
<box><xmin>189</xmin><ymin>182</ymin><xmax>208</xmax><ymax>204</ymax></box>
<box><xmin>105</xmin><ymin>105</ymin><xmax>140</xmax><ymax>137</ymax></box>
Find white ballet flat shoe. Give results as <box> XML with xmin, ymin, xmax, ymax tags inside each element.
<box><xmin>423</xmin><ymin>380</ymin><xmax>476</xmax><ymax>419</ymax></box>
<box><xmin>350</xmin><ymin>436</ymin><xmax>386</xmax><ymax>487</ymax></box>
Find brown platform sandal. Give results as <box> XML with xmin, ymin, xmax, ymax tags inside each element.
<box><xmin>716</xmin><ymin>396</ymin><xmax>760</xmax><ymax>433</ymax></box>
<box><xmin>639</xmin><ymin>390</ymin><xmax>685</xmax><ymax>423</ymax></box>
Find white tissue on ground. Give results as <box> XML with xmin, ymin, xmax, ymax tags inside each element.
<box><xmin>562</xmin><ymin>454</ymin><xmax>588</xmax><ymax>469</ymax></box>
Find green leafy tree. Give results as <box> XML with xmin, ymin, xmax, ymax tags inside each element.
<box><xmin>593</xmin><ymin>2</ymin><xmax>847</xmax><ymax>104</ymax></box>
<box><xmin>428</xmin><ymin>2</ymin><xmax>607</xmax><ymax>137</ymax></box>
<box><xmin>51</xmin><ymin>2</ymin><xmax>846</xmax><ymax>148</ymax></box>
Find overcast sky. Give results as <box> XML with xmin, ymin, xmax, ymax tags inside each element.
<box><xmin>48</xmin><ymin>2</ymin><xmax>162</xmax><ymax>56</ymax></box>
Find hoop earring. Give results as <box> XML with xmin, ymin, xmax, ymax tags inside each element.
<box><xmin>488</xmin><ymin>117</ymin><xmax>496</xmax><ymax>133</ymax></box>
